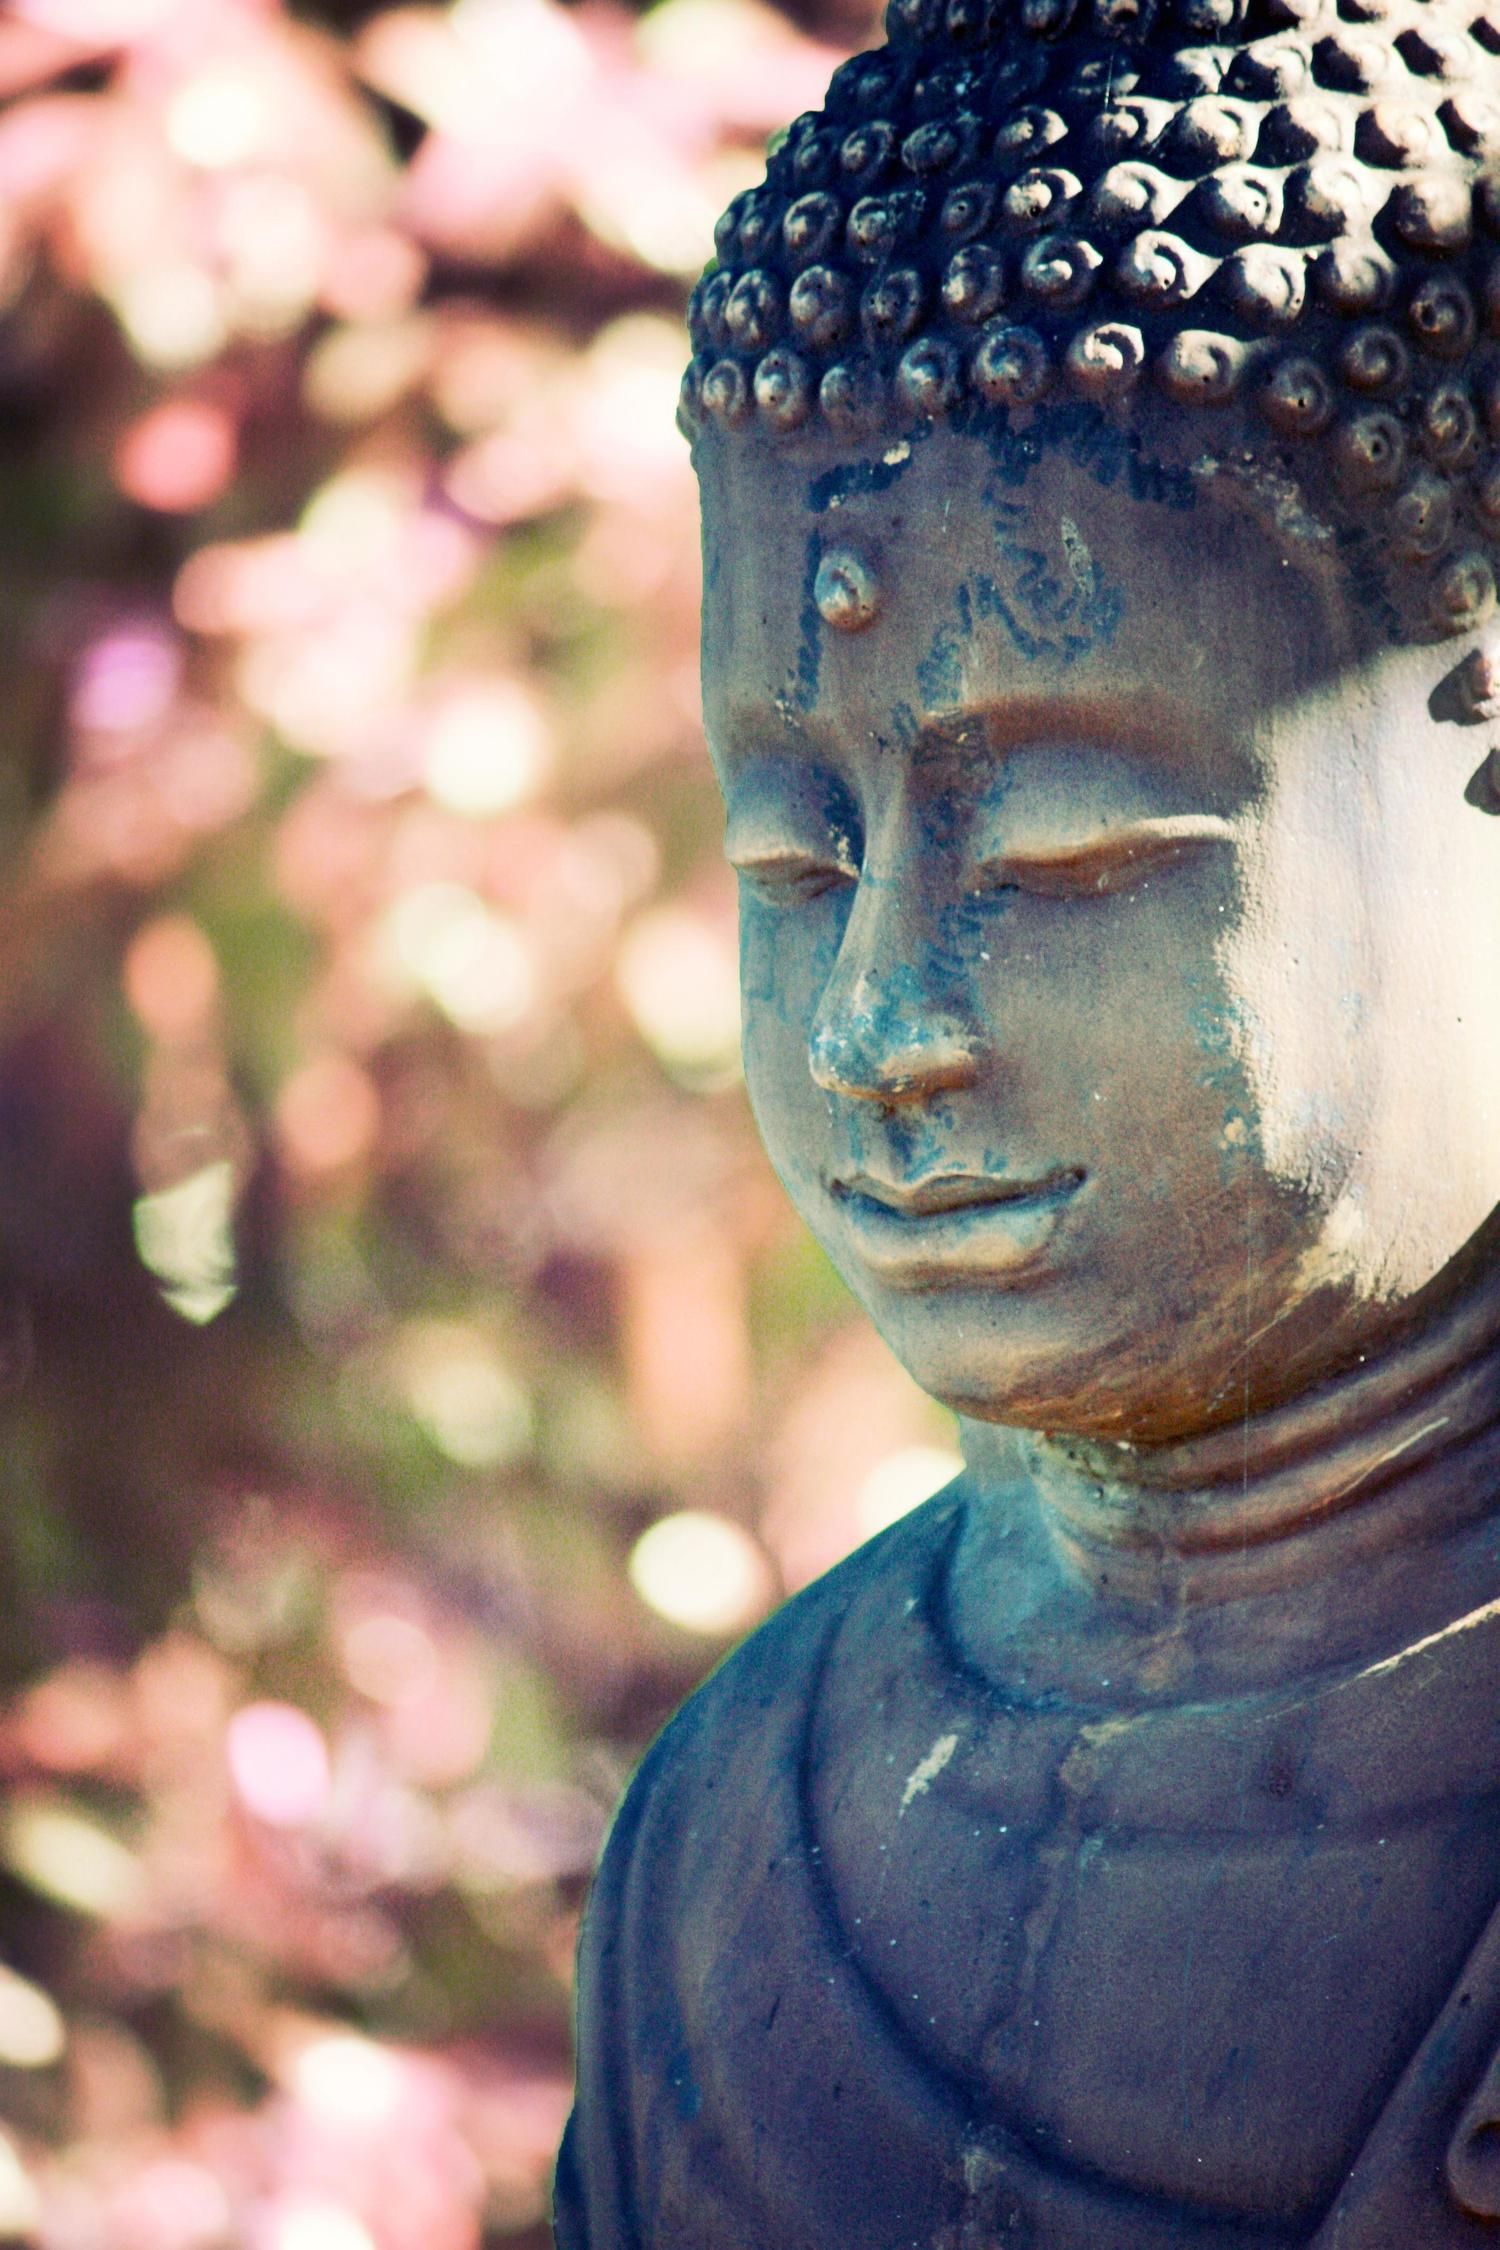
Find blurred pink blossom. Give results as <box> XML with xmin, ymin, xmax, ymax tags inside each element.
<box><xmin>227</xmin><ymin>1705</ymin><xmax>332</xmax><ymax>1831</ymax></box>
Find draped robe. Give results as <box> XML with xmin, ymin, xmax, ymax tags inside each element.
<box><xmin>556</xmin><ymin>1476</ymin><xmax>1500</xmax><ymax>2248</ymax></box>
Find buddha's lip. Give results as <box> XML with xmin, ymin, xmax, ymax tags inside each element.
<box><xmin>827</xmin><ymin>1166</ymin><xmax>1087</xmax><ymax>1286</ymax></box>
<box><xmin>830</xmin><ymin>1167</ymin><xmax>1086</xmax><ymax>1217</ymax></box>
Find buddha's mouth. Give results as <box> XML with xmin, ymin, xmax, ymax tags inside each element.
<box><xmin>833</xmin><ymin>1168</ymin><xmax>1086</xmax><ymax>1217</ymax></box>
<box><xmin>828</xmin><ymin>1168</ymin><xmax>1087</xmax><ymax>1284</ymax></box>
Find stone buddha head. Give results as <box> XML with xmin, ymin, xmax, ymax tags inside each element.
<box><xmin>681</xmin><ymin>0</ymin><xmax>1500</xmax><ymax>1452</ymax></box>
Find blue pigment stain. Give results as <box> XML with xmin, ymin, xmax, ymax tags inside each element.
<box><xmin>908</xmin><ymin>500</ymin><xmax>1124</xmax><ymax>689</ymax></box>
<box><xmin>956</xmin><ymin>573</ymin><xmax>1050</xmax><ymax>669</ymax></box>
<box><xmin>974</xmin><ymin>401</ymin><xmax>1198</xmax><ymax>517</ymax></box>
<box><xmin>794</xmin><ymin>530</ymin><xmax>823</xmax><ymax>712</ymax></box>
<box><xmin>917</xmin><ymin>619</ymin><xmax>967</xmax><ymax>708</ymax></box>
<box><xmin>808</xmin><ymin>427</ymin><xmax>934</xmax><ymax>513</ymax></box>
<box><xmin>890</xmin><ymin>701</ymin><xmax>920</xmax><ymax>750</ymax></box>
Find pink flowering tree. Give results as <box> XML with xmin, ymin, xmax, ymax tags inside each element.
<box><xmin>0</xmin><ymin>1</ymin><xmax>962</xmax><ymax>2243</ymax></box>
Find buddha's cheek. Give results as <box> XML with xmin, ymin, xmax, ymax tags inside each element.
<box><xmin>737</xmin><ymin>889</ymin><xmax>846</xmax><ymax>1221</ymax></box>
<box><xmin>1224</xmin><ymin>721</ymin><xmax>1500</xmax><ymax>1314</ymax></box>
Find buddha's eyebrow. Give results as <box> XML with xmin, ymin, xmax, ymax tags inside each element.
<box><xmin>914</xmin><ymin>689</ymin><xmax>1201</xmax><ymax>763</ymax></box>
<box><xmin>710</xmin><ymin>696</ymin><xmax>1165</xmax><ymax>758</ymax></box>
<box><xmin>711</xmin><ymin>692</ymin><xmax>803</xmax><ymax>738</ymax></box>
<box><xmin>709</xmin><ymin>703</ymin><xmax>837</xmax><ymax>764</ymax></box>
<box><xmin>709</xmin><ymin>691</ymin><xmax>1235</xmax><ymax>785</ymax></box>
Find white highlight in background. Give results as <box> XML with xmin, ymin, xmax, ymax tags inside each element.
<box><xmin>856</xmin><ymin>1446</ymin><xmax>964</xmax><ymax>1540</ymax></box>
<box><xmin>628</xmin><ymin>1511</ymin><xmax>773</xmax><ymax>1637</ymax></box>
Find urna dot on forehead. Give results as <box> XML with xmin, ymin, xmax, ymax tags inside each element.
<box><xmin>681</xmin><ymin>0</ymin><xmax>1500</xmax><ymax>641</ymax></box>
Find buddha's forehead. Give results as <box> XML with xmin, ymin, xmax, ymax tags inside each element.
<box><xmin>698</xmin><ymin>420</ymin><xmax>1356</xmax><ymax>763</ymax></box>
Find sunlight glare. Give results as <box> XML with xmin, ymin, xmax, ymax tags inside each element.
<box><xmin>226</xmin><ymin>1702</ymin><xmax>331</xmax><ymax>1830</ymax></box>
<box><xmin>2</xmin><ymin>1797</ymin><xmax>145</xmax><ymax>1919</ymax></box>
<box><xmin>0</xmin><ymin>1965</ymin><xmax>64</xmax><ymax>2070</ymax></box>
<box><xmin>266</xmin><ymin>2204</ymin><xmax>376</xmax><ymax>2250</ymax></box>
<box><xmin>0</xmin><ymin>2129</ymin><xmax>39</xmax><ymax>2238</ymax></box>
<box><xmin>132</xmin><ymin>1160</ymin><xmax>238</xmax><ymax>1324</ymax></box>
<box><xmin>291</xmin><ymin>2032</ymin><xmax>404</xmax><ymax>2130</ymax></box>
<box><xmin>616</xmin><ymin>905</ymin><xmax>740</xmax><ymax>1086</ymax></box>
<box><xmin>165</xmin><ymin>72</ymin><xmax>268</xmax><ymax>170</ymax></box>
<box><xmin>856</xmin><ymin>1445</ymin><xmax>964</xmax><ymax>1539</ymax></box>
<box><xmin>628</xmin><ymin>1511</ymin><xmax>773</xmax><ymax>1636</ymax></box>
<box><xmin>394</xmin><ymin>1319</ymin><xmax>533</xmax><ymax>1468</ymax></box>
<box><xmin>423</xmin><ymin>679</ymin><xmax>549</xmax><ymax>818</ymax></box>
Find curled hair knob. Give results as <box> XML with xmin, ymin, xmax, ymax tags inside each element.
<box><xmin>1457</xmin><ymin>628</ymin><xmax>1500</xmax><ymax>717</ymax></box>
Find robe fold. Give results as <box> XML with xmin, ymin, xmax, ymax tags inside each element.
<box><xmin>557</xmin><ymin>1481</ymin><xmax>1500</xmax><ymax>2248</ymax></box>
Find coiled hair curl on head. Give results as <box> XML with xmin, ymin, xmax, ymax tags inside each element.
<box><xmin>681</xmin><ymin>0</ymin><xmax>1500</xmax><ymax>637</ymax></box>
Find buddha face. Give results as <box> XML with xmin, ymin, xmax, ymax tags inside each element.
<box><xmin>698</xmin><ymin>420</ymin><xmax>1500</xmax><ymax>1443</ymax></box>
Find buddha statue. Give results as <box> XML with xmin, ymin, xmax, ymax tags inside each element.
<box><xmin>555</xmin><ymin>0</ymin><xmax>1500</xmax><ymax>2238</ymax></box>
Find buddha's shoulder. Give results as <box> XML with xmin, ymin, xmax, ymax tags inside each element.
<box><xmin>665</xmin><ymin>1482</ymin><xmax>962</xmax><ymax>1756</ymax></box>
<box><xmin>595</xmin><ymin>1486</ymin><xmax>966</xmax><ymax>1888</ymax></box>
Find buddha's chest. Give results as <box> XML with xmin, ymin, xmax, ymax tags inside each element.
<box><xmin>811</xmin><ymin>1670</ymin><xmax>1500</xmax><ymax>2235</ymax></box>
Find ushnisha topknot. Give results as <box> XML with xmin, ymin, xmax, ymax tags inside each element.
<box><xmin>680</xmin><ymin>0</ymin><xmax>1500</xmax><ymax>636</ymax></box>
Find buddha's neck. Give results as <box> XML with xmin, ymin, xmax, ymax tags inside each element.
<box><xmin>988</xmin><ymin>1273</ymin><xmax>1500</xmax><ymax>1618</ymax></box>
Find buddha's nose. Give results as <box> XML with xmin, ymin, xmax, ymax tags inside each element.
<box><xmin>808</xmin><ymin>960</ymin><xmax>980</xmax><ymax>1103</ymax></box>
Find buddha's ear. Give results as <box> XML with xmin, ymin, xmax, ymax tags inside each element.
<box><xmin>1446</xmin><ymin>2036</ymin><xmax>1500</xmax><ymax>2220</ymax></box>
<box><xmin>1429</xmin><ymin>628</ymin><xmax>1500</xmax><ymax>814</ymax></box>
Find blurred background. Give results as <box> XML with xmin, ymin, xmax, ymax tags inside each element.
<box><xmin>0</xmin><ymin>0</ymin><xmax>963</xmax><ymax>2243</ymax></box>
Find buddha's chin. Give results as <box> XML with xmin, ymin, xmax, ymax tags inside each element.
<box><xmin>848</xmin><ymin>1273</ymin><xmax>1152</xmax><ymax>1438</ymax></box>
<box><xmin>813</xmin><ymin>1182</ymin><xmax>1450</xmax><ymax>1441</ymax></box>
<box><xmin>850</xmin><ymin>1275</ymin><xmax>1281</xmax><ymax>1447</ymax></box>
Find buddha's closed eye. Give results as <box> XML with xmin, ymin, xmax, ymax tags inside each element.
<box><xmin>726</xmin><ymin>840</ymin><xmax>858</xmax><ymax>903</ymax></box>
<box><xmin>723</xmin><ymin>799</ymin><xmax>860</xmax><ymax>903</ymax></box>
<box><xmin>721</xmin><ymin>757</ymin><xmax>863</xmax><ymax>904</ymax></box>
<box><xmin>725</xmin><ymin>810</ymin><xmax>1235</xmax><ymax>906</ymax></box>
<box><xmin>976</xmin><ymin>813</ymin><xmax>1237</xmax><ymax>900</ymax></box>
